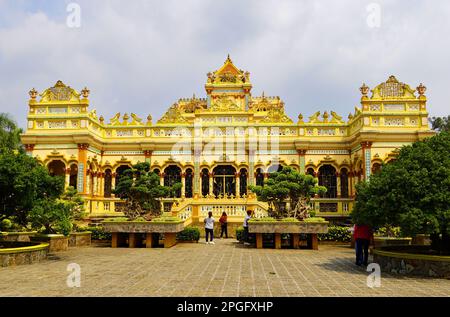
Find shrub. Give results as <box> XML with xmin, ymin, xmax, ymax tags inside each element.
<box><xmin>103</xmin><ymin>217</ymin><xmax>129</xmax><ymax>222</ymax></box>
<box><xmin>1</xmin><ymin>219</ymin><xmax>12</xmax><ymax>231</ymax></box>
<box><xmin>280</xmin><ymin>217</ymin><xmax>300</xmax><ymax>222</ymax></box>
<box><xmin>249</xmin><ymin>217</ymin><xmax>276</xmax><ymax>222</ymax></box>
<box><xmin>304</xmin><ymin>217</ymin><xmax>326</xmax><ymax>222</ymax></box>
<box><xmin>177</xmin><ymin>227</ymin><xmax>200</xmax><ymax>241</ymax></box>
<box><xmin>374</xmin><ymin>226</ymin><xmax>402</xmax><ymax>238</ymax></box>
<box><xmin>236</xmin><ymin>226</ymin><xmax>244</xmax><ymax>241</ymax></box>
<box><xmin>318</xmin><ymin>226</ymin><xmax>352</xmax><ymax>242</ymax></box>
<box><xmin>78</xmin><ymin>226</ymin><xmax>111</xmax><ymax>240</ymax></box>
<box><xmin>151</xmin><ymin>216</ymin><xmax>181</xmax><ymax>222</ymax></box>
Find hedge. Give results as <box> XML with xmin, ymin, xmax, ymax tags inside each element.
<box><xmin>318</xmin><ymin>226</ymin><xmax>352</xmax><ymax>242</ymax></box>
<box><xmin>176</xmin><ymin>227</ymin><xmax>200</xmax><ymax>241</ymax></box>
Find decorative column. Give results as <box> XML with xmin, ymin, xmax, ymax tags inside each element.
<box><xmin>111</xmin><ymin>172</ymin><xmax>117</xmax><ymax>197</ymax></box>
<box><xmin>181</xmin><ymin>172</ymin><xmax>186</xmax><ymax>198</ymax></box>
<box><xmin>193</xmin><ymin>149</ymin><xmax>201</xmax><ymax>198</ymax></box>
<box><xmin>160</xmin><ymin>173</ymin><xmax>165</xmax><ymax>186</ymax></box>
<box><xmin>77</xmin><ymin>144</ymin><xmax>89</xmax><ymax>194</ymax></box>
<box><xmin>336</xmin><ymin>172</ymin><xmax>341</xmax><ymax>198</ymax></box>
<box><xmin>236</xmin><ymin>172</ymin><xmax>240</xmax><ymax>198</ymax></box>
<box><xmin>248</xmin><ymin>149</ymin><xmax>255</xmax><ymax>186</ymax></box>
<box><xmin>209</xmin><ymin>172</ymin><xmax>214</xmax><ymax>196</ymax></box>
<box><xmin>24</xmin><ymin>144</ymin><xmax>35</xmax><ymax>156</ymax></box>
<box><xmin>361</xmin><ymin>141</ymin><xmax>373</xmax><ymax>180</ymax></box>
<box><xmin>297</xmin><ymin>149</ymin><xmax>306</xmax><ymax>174</ymax></box>
<box><xmin>98</xmin><ymin>172</ymin><xmax>104</xmax><ymax>197</ymax></box>
<box><xmin>65</xmin><ymin>168</ymin><xmax>71</xmax><ymax>189</ymax></box>
<box><xmin>348</xmin><ymin>171</ymin><xmax>354</xmax><ymax>197</ymax></box>
<box><xmin>144</xmin><ymin>150</ymin><xmax>152</xmax><ymax>165</ymax></box>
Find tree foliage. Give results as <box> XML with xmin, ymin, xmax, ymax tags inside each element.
<box><xmin>249</xmin><ymin>166</ymin><xmax>326</xmax><ymax>219</ymax></box>
<box><xmin>0</xmin><ymin>113</ymin><xmax>23</xmax><ymax>153</ymax></box>
<box><xmin>351</xmin><ymin>132</ymin><xmax>450</xmax><ymax>253</ymax></box>
<box><xmin>0</xmin><ymin>151</ymin><xmax>65</xmax><ymax>226</ymax></box>
<box><xmin>114</xmin><ymin>162</ymin><xmax>174</xmax><ymax>219</ymax></box>
<box><xmin>430</xmin><ymin>115</ymin><xmax>450</xmax><ymax>132</ymax></box>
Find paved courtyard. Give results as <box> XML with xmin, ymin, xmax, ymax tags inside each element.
<box><xmin>0</xmin><ymin>239</ymin><xmax>449</xmax><ymax>297</ymax></box>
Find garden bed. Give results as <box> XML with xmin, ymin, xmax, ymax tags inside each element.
<box><xmin>69</xmin><ymin>231</ymin><xmax>92</xmax><ymax>247</ymax></box>
<box><xmin>373</xmin><ymin>245</ymin><xmax>450</xmax><ymax>278</ymax></box>
<box><xmin>248</xmin><ymin>219</ymin><xmax>329</xmax><ymax>250</ymax></box>
<box><xmin>0</xmin><ymin>231</ymin><xmax>37</xmax><ymax>242</ymax></box>
<box><xmin>0</xmin><ymin>241</ymin><xmax>49</xmax><ymax>267</ymax></box>
<box><xmin>374</xmin><ymin>237</ymin><xmax>412</xmax><ymax>248</ymax></box>
<box><xmin>31</xmin><ymin>234</ymin><xmax>69</xmax><ymax>252</ymax></box>
<box><xmin>102</xmin><ymin>219</ymin><xmax>184</xmax><ymax>248</ymax></box>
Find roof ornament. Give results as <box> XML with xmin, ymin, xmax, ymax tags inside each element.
<box><xmin>416</xmin><ymin>83</ymin><xmax>426</xmax><ymax>96</ymax></box>
<box><xmin>81</xmin><ymin>87</ymin><xmax>90</xmax><ymax>99</ymax></box>
<box><xmin>29</xmin><ymin>88</ymin><xmax>38</xmax><ymax>100</ymax></box>
<box><xmin>360</xmin><ymin>83</ymin><xmax>369</xmax><ymax>97</ymax></box>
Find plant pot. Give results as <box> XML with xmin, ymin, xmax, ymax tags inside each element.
<box><xmin>31</xmin><ymin>234</ymin><xmax>69</xmax><ymax>252</ymax></box>
<box><xmin>69</xmin><ymin>232</ymin><xmax>92</xmax><ymax>247</ymax></box>
<box><xmin>0</xmin><ymin>231</ymin><xmax>37</xmax><ymax>242</ymax></box>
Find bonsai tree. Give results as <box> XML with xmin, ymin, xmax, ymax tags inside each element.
<box><xmin>28</xmin><ymin>198</ymin><xmax>73</xmax><ymax>236</ymax></box>
<box><xmin>351</xmin><ymin>131</ymin><xmax>450</xmax><ymax>254</ymax></box>
<box><xmin>114</xmin><ymin>162</ymin><xmax>175</xmax><ymax>219</ymax></box>
<box><xmin>430</xmin><ymin>115</ymin><xmax>450</xmax><ymax>132</ymax></box>
<box><xmin>249</xmin><ymin>166</ymin><xmax>326</xmax><ymax>219</ymax></box>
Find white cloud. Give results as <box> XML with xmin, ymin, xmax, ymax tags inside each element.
<box><xmin>0</xmin><ymin>0</ymin><xmax>449</xmax><ymax>128</ymax></box>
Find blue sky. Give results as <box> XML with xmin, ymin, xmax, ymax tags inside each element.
<box><xmin>1</xmin><ymin>0</ymin><xmax>449</xmax><ymax>128</ymax></box>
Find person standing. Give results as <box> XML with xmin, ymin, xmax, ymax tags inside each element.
<box><xmin>353</xmin><ymin>223</ymin><xmax>373</xmax><ymax>266</ymax></box>
<box><xmin>243</xmin><ymin>210</ymin><xmax>252</xmax><ymax>246</ymax></box>
<box><xmin>219</xmin><ymin>212</ymin><xmax>228</xmax><ymax>238</ymax></box>
<box><xmin>204</xmin><ymin>211</ymin><xmax>215</xmax><ymax>245</ymax></box>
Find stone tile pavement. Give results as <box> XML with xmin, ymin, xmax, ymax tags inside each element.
<box><xmin>0</xmin><ymin>239</ymin><xmax>449</xmax><ymax>297</ymax></box>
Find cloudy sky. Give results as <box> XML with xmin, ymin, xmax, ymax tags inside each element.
<box><xmin>0</xmin><ymin>0</ymin><xmax>449</xmax><ymax>128</ymax></box>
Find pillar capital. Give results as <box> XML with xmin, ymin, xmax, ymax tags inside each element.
<box><xmin>297</xmin><ymin>149</ymin><xmax>307</xmax><ymax>156</ymax></box>
<box><xmin>78</xmin><ymin>143</ymin><xmax>89</xmax><ymax>150</ymax></box>
<box><xmin>24</xmin><ymin>144</ymin><xmax>35</xmax><ymax>152</ymax></box>
<box><xmin>361</xmin><ymin>141</ymin><xmax>373</xmax><ymax>149</ymax></box>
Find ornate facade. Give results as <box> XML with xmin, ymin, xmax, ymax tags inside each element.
<box><xmin>21</xmin><ymin>56</ymin><xmax>434</xmax><ymax>222</ymax></box>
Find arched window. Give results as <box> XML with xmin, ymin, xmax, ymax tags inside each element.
<box><xmin>69</xmin><ymin>164</ymin><xmax>78</xmax><ymax>189</ymax></box>
<box><xmin>164</xmin><ymin>165</ymin><xmax>182</xmax><ymax>197</ymax></box>
<box><xmin>255</xmin><ymin>168</ymin><xmax>264</xmax><ymax>187</ymax></box>
<box><xmin>185</xmin><ymin>168</ymin><xmax>193</xmax><ymax>198</ymax></box>
<box><xmin>239</xmin><ymin>168</ymin><xmax>248</xmax><ymax>197</ymax></box>
<box><xmin>306</xmin><ymin>168</ymin><xmax>315</xmax><ymax>177</ymax></box>
<box><xmin>372</xmin><ymin>163</ymin><xmax>382</xmax><ymax>174</ymax></box>
<box><xmin>267</xmin><ymin>164</ymin><xmax>283</xmax><ymax>174</ymax></box>
<box><xmin>153</xmin><ymin>168</ymin><xmax>160</xmax><ymax>176</ymax></box>
<box><xmin>318</xmin><ymin>165</ymin><xmax>337</xmax><ymax>198</ymax></box>
<box><xmin>340</xmin><ymin>168</ymin><xmax>349</xmax><ymax>198</ymax></box>
<box><xmin>104</xmin><ymin>169</ymin><xmax>112</xmax><ymax>198</ymax></box>
<box><xmin>48</xmin><ymin>160</ymin><xmax>66</xmax><ymax>177</ymax></box>
<box><xmin>201</xmin><ymin>168</ymin><xmax>209</xmax><ymax>197</ymax></box>
<box><xmin>89</xmin><ymin>163</ymin><xmax>96</xmax><ymax>195</ymax></box>
<box><xmin>213</xmin><ymin>165</ymin><xmax>236</xmax><ymax>197</ymax></box>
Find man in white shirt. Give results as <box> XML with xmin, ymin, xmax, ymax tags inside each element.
<box><xmin>204</xmin><ymin>211</ymin><xmax>215</xmax><ymax>245</ymax></box>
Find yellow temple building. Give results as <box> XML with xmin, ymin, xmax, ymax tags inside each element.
<box><xmin>21</xmin><ymin>56</ymin><xmax>434</xmax><ymax>225</ymax></box>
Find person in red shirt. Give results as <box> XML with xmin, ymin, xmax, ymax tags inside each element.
<box><xmin>353</xmin><ymin>224</ymin><xmax>374</xmax><ymax>266</ymax></box>
<box><xmin>219</xmin><ymin>212</ymin><xmax>228</xmax><ymax>238</ymax></box>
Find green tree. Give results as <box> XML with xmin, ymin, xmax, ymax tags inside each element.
<box><xmin>351</xmin><ymin>132</ymin><xmax>450</xmax><ymax>253</ymax></box>
<box><xmin>0</xmin><ymin>113</ymin><xmax>23</xmax><ymax>153</ymax></box>
<box><xmin>249</xmin><ymin>166</ymin><xmax>326</xmax><ymax>219</ymax></box>
<box><xmin>60</xmin><ymin>186</ymin><xmax>85</xmax><ymax>220</ymax></box>
<box><xmin>114</xmin><ymin>162</ymin><xmax>173</xmax><ymax>219</ymax></box>
<box><xmin>430</xmin><ymin>115</ymin><xmax>450</xmax><ymax>132</ymax></box>
<box><xmin>0</xmin><ymin>151</ymin><xmax>64</xmax><ymax>226</ymax></box>
<box><xmin>28</xmin><ymin>199</ymin><xmax>73</xmax><ymax>236</ymax></box>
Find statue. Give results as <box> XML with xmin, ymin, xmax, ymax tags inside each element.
<box><xmin>308</xmin><ymin>111</ymin><xmax>321</xmax><ymax>122</ymax></box>
<box><xmin>110</xmin><ymin>113</ymin><xmax>121</xmax><ymax>125</ymax></box>
<box><xmin>331</xmin><ymin>111</ymin><xmax>343</xmax><ymax>123</ymax></box>
<box><xmin>131</xmin><ymin>113</ymin><xmax>143</xmax><ymax>125</ymax></box>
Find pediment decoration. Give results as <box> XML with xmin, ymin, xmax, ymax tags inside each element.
<box><xmin>207</xmin><ymin>55</ymin><xmax>249</xmax><ymax>85</ymax></box>
<box><xmin>209</xmin><ymin>95</ymin><xmax>241</xmax><ymax>112</ymax></box>
<box><xmin>260</xmin><ymin>108</ymin><xmax>293</xmax><ymax>123</ymax></box>
<box><xmin>158</xmin><ymin>104</ymin><xmax>188</xmax><ymax>124</ymax></box>
<box><xmin>39</xmin><ymin>80</ymin><xmax>80</xmax><ymax>102</ymax></box>
<box><xmin>371</xmin><ymin>76</ymin><xmax>416</xmax><ymax>99</ymax></box>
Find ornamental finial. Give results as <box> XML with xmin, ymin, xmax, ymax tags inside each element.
<box><xmin>360</xmin><ymin>83</ymin><xmax>369</xmax><ymax>96</ymax></box>
<box><xmin>29</xmin><ymin>88</ymin><xmax>38</xmax><ymax>100</ymax></box>
<box><xmin>81</xmin><ymin>87</ymin><xmax>90</xmax><ymax>98</ymax></box>
<box><xmin>416</xmin><ymin>83</ymin><xmax>426</xmax><ymax>96</ymax></box>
